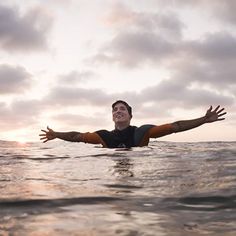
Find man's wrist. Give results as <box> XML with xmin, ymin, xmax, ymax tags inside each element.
<box><xmin>202</xmin><ymin>115</ymin><xmax>209</xmax><ymax>124</ymax></box>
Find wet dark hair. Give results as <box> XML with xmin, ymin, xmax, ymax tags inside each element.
<box><xmin>112</xmin><ymin>100</ymin><xmax>132</xmax><ymax>118</ymax></box>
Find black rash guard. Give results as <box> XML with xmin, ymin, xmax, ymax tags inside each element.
<box><xmin>79</xmin><ymin>123</ymin><xmax>173</xmax><ymax>148</ymax></box>
<box><xmin>96</xmin><ymin>125</ymin><xmax>155</xmax><ymax>148</ymax></box>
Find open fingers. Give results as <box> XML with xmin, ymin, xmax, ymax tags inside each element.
<box><xmin>217</xmin><ymin>118</ymin><xmax>225</xmax><ymax>121</ymax></box>
<box><xmin>41</xmin><ymin>127</ymin><xmax>53</xmax><ymax>133</ymax></box>
<box><xmin>47</xmin><ymin>126</ymin><xmax>53</xmax><ymax>131</ymax></box>
<box><xmin>213</xmin><ymin>105</ymin><xmax>220</xmax><ymax>112</ymax></box>
<box><xmin>217</xmin><ymin>108</ymin><xmax>225</xmax><ymax>114</ymax></box>
<box><xmin>40</xmin><ymin>136</ymin><xmax>47</xmax><ymax>140</ymax></box>
<box><xmin>218</xmin><ymin>112</ymin><xmax>227</xmax><ymax>117</ymax></box>
<box><xmin>40</xmin><ymin>127</ymin><xmax>51</xmax><ymax>142</ymax></box>
<box><xmin>208</xmin><ymin>105</ymin><xmax>213</xmax><ymax>112</ymax></box>
<box><xmin>213</xmin><ymin>106</ymin><xmax>227</xmax><ymax>118</ymax></box>
<box><xmin>40</xmin><ymin>137</ymin><xmax>48</xmax><ymax>143</ymax></box>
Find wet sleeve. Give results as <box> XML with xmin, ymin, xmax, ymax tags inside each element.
<box><xmin>79</xmin><ymin>132</ymin><xmax>106</xmax><ymax>147</ymax></box>
<box><xmin>148</xmin><ymin>124</ymin><xmax>174</xmax><ymax>138</ymax></box>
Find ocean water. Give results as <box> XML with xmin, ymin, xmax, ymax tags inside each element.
<box><xmin>0</xmin><ymin>140</ymin><xmax>235</xmax><ymax>236</ymax></box>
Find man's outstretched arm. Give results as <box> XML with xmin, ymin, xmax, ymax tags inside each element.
<box><xmin>39</xmin><ymin>126</ymin><xmax>81</xmax><ymax>143</ymax></box>
<box><xmin>171</xmin><ymin>105</ymin><xmax>226</xmax><ymax>133</ymax></box>
<box><xmin>39</xmin><ymin>126</ymin><xmax>105</xmax><ymax>146</ymax></box>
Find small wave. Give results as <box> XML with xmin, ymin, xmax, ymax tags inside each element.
<box><xmin>104</xmin><ymin>184</ymin><xmax>143</xmax><ymax>189</ymax></box>
<box><xmin>39</xmin><ymin>147</ymin><xmax>53</xmax><ymax>150</ymax></box>
<box><xmin>11</xmin><ymin>154</ymin><xmax>30</xmax><ymax>159</ymax></box>
<box><xmin>10</xmin><ymin>154</ymin><xmax>70</xmax><ymax>161</ymax></box>
<box><xmin>24</xmin><ymin>177</ymin><xmax>48</xmax><ymax>181</ymax></box>
<box><xmin>27</xmin><ymin>156</ymin><xmax>70</xmax><ymax>161</ymax></box>
<box><xmin>166</xmin><ymin>194</ymin><xmax>236</xmax><ymax>211</ymax></box>
<box><xmin>0</xmin><ymin>196</ymin><xmax>123</xmax><ymax>209</ymax></box>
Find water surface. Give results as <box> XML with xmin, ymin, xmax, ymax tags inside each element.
<box><xmin>0</xmin><ymin>140</ymin><xmax>235</xmax><ymax>235</ymax></box>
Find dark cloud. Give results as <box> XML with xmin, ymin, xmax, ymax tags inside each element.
<box><xmin>0</xmin><ymin>100</ymin><xmax>41</xmax><ymax>131</ymax></box>
<box><xmin>0</xmin><ymin>4</ymin><xmax>52</xmax><ymax>52</ymax></box>
<box><xmin>45</xmin><ymin>86</ymin><xmax>112</xmax><ymax>106</ymax></box>
<box><xmin>140</xmin><ymin>80</ymin><xmax>233</xmax><ymax>108</ymax></box>
<box><xmin>134</xmin><ymin>103</ymin><xmax>172</xmax><ymax>120</ymax></box>
<box><xmin>172</xmin><ymin>60</ymin><xmax>236</xmax><ymax>90</ymax></box>
<box><xmin>212</xmin><ymin>1</ymin><xmax>236</xmax><ymax>25</ymax></box>
<box><xmin>10</xmin><ymin>99</ymin><xmax>45</xmax><ymax>116</ymax></box>
<box><xmin>179</xmin><ymin>0</ymin><xmax>236</xmax><ymax>25</ymax></box>
<box><xmin>169</xmin><ymin>32</ymin><xmax>236</xmax><ymax>90</ymax></box>
<box><xmin>52</xmin><ymin>113</ymin><xmax>110</xmax><ymax>129</ymax></box>
<box><xmin>40</xmin><ymin>81</ymin><xmax>234</xmax><ymax>118</ymax></box>
<box><xmin>1</xmin><ymin>80</ymin><xmax>233</xmax><ymax>133</ymax></box>
<box><xmin>38</xmin><ymin>86</ymin><xmax>132</xmax><ymax>112</ymax></box>
<box><xmin>91</xmin><ymin>1</ymin><xmax>236</xmax><ymax>71</ymax></box>
<box><xmin>90</xmin><ymin>4</ymin><xmax>184</xmax><ymax>67</ymax></box>
<box><xmin>93</xmin><ymin>31</ymin><xmax>177</xmax><ymax>67</ymax></box>
<box><xmin>153</xmin><ymin>0</ymin><xmax>236</xmax><ymax>25</ymax></box>
<box><xmin>92</xmin><ymin>19</ymin><xmax>236</xmax><ymax>71</ymax></box>
<box><xmin>58</xmin><ymin>70</ymin><xmax>97</xmax><ymax>85</ymax></box>
<box><xmin>186</xmin><ymin>32</ymin><xmax>236</xmax><ymax>61</ymax></box>
<box><xmin>91</xmin><ymin>3</ymin><xmax>236</xmax><ymax>104</ymax></box>
<box><xmin>0</xmin><ymin>64</ymin><xmax>32</xmax><ymax>94</ymax></box>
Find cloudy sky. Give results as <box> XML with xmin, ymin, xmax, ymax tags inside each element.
<box><xmin>0</xmin><ymin>0</ymin><xmax>235</xmax><ymax>143</ymax></box>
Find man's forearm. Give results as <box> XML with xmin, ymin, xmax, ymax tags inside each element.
<box><xmin>172</xmin><ymin>116</ymin><xmax>206</xmax><ymax>133</ymax></box>
<box><xmin>54</xmin><ymin>131</ymin><xmax>81</xmax><ymax>142</ymax></box>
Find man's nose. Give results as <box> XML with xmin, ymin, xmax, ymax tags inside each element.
<box><xmin>117</xmin><ymin>109</ymin><xmax>124</xmax><ymax>113</ymax></box>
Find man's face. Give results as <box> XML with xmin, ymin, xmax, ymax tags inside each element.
<box><xmin>112</xmin><ymin>103</ymin><xmax>131</xmax><ymax>124</ymax></box>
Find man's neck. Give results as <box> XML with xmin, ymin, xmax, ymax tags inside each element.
<box><xmin>115</xmin><ymin>123</ymin><xmax>130</xmax><ymax>131</ymax></box>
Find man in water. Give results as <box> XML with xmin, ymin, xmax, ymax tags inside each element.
<box><xmin>40</xmin><ymin>100</ymin><xmax>226</xmax><ymax>148</ymax></box>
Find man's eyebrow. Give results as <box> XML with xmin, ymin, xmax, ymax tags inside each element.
<box><xmin>113</xmin><ymin>105</ymin><xmax>126</xmax><ymax>109</ymax></box>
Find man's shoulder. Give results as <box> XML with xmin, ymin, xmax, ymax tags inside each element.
<box><xmin>129</xmin><ymin>125</ymin><xmax>137</xmax><ymax>130</ymax></box>
<box><xmin>136</xmin><ymin>124</ymin><xmax>155</xmax><ymax>130</ymax></box>
<box><xmin>133</xmin><ymin>124</ymin><xmax>155</xmax><ymax>146</ymax></box>
<box><xmin>95</xmin><ymin>129</ymin><xmax>111</xmax><ymax>134</ymax></box>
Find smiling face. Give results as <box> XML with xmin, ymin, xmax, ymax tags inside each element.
<box><xmin>112</xmin><ymin>102</ymin><xmax>132</xmax><ymax>130</ymax></box>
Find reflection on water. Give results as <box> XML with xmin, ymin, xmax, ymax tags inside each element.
<box><xmin>112</xmin><ymin>157</ymin><xmax>134</xmax><ymax>177</ymax></box>
<box><xmin>0</xmin><ymin>140</ymin><xmax>236</xmax><ymax>235</ymax></box>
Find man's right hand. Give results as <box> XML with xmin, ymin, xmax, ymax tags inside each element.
<box><xmin>204</xmin><ymin>105</ymin><xmax>226</xmax><ymax>123</ymax></box>
<box><xmin>39</xmin><ymin>126</ymin><xmax>57</xmax><ymax>143</ymax></box>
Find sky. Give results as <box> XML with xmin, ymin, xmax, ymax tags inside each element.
<box><xmin>0</xmin><ymin>0</ymin><xmax>235</xmax><ymax>143</ymax></box>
